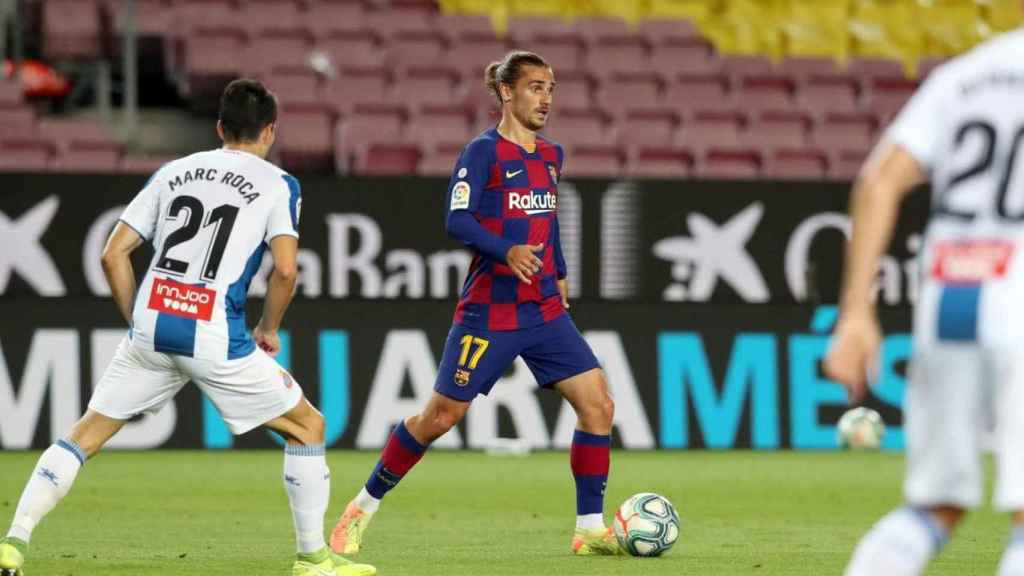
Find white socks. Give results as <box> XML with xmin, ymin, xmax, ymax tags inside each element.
<box><xmin>576</xmin><ymin>513</ymin><xmax>605</xmax><ymax>530</ymax></box>
<box><xmin>998</xmin><ymin>525</ymin><xmax>1024</xmax><ymax>576</ymax></box>
<box><xmin>844</xmin><ymin>507</ymin><xmax>947</xmax><ymax>576</ymax></box>
<box><xmin>7</xmin><ymin>440</ymin><xmax>86</xmax><ymax>543</ymax></box>
<box><xmin>354</xmin><ymin>486</ymin><xmax>381</xmax><ymax>515</ymax></box>
<box><xmin>283</xmin><ymin>444</ymin><xmax>330</xmax><ymax>554</ymax></box>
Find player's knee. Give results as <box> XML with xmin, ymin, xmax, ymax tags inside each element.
<box><xmin>303</xmin><ymin>411</ymin><xmax>326</xmax><ymax>444</ymax></box>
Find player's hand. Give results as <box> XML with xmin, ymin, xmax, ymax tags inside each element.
<box><xmin>506</xmin><ymin>243</ymin><xmax>544</xmax><ymax>285</ymax></box>
<box><xmin>557</xmin><ymin>278</ymin><xmax>569</xmax><ymax>309</ymax></box>
<box><xmin>823</xmin><ymin>308</ymin><xmax>881</xmax><ymax>404</ymax></box>
<box><xmin>253</xmin><ymin>324</ymin><xmax>281</xmax><ymax>357</ymax></box>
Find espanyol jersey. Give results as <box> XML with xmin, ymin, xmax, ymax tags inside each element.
<box><xmin>446</xmin><ymin>128</ymin><xmax>567</xmax><ymax>331</ymax></box>
<box><xmin>889</xmin><ymin>29</ymin><xmax>1024</xmax><ymax>346</ymax></box>
<box><xmin>119</xmin><ymin>148</ymin><xmax>300</xmax><ymax>361</ymax></box>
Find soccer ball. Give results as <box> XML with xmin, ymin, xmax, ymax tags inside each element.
<box><xmin>837</xmin><ymin>407</ymin><xmax>886</xmax><ymax>449</ymax></box>
<box><xmin>613</xmin><ymin>493</ymin><xmax>681</xmax><ymax>557</ymax></box>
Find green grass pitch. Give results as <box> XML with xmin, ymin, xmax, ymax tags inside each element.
<box><xmin>0</xmin><ymin>450</ymin><xmax>1007</xmax><ymax>575</ymax></box>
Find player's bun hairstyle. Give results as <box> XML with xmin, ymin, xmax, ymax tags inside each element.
<box><xmin>218</xmin><ymin>78</ymin><xmax>278</xmax><ymax>143</ymax></box>
<box><xmin>485</xmin><ymin>51</ymin><xmax>550</xmax><ymax>106</ymax></box>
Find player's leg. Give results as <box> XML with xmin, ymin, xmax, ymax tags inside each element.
<box><xmin>992</xmin><ymin>349</ymin><xmax>1024</xmax><ymax>575</ymax></box>
<box><xmin>844</xmin><ymin>345</ymin><xmax>982</xmax><ymax>576</ymax></box>
<box><xmin>1</xmin><ymin>338</ymin><xmax>184</xmax><ymax>575</ymax></box>
<box><xmin>332</xmin><ymin>323</ymin><xmax>514</xmax><ymax>555</ymax></box>
<box><xmin>184</xmin><ymin>349</ymin><xmax>375</xmax><ymax>576</ymax></box>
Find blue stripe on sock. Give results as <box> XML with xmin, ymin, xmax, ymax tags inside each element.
<box><xmin>572</xmin><ymin>430</ymin><xmax>611</xmax><ymax>446</ymax></box>
<box><xmin>57</xmin><ymin>439</ymin><xmax>86</xmax><ymax>466</ymax></box>
<box><xmin>575</xmin><ymin>475</ymin><xmax>607</xmax><ymax>515</ymax></box>
<box><xmin>285</xmin><ymin>443</ymin><xmax>325</xmax><ymax>457</ymax></box>
<box><xmin>937</xmin><ymin>284</ymin><xmax>981</xmax><ymax>342</ymax></box>
<box><xmin>908</xmin><ymin>507</ymin><xmax>949</xmax><ymax>553</ymax></box>
<box><xmin>365</xmin><ymin>461</ymin><xmax>403</xmax><ymax>499</ymax></box>
<box><xmin>394</xmin><ymin>422</ymin><xmax>427</xmax><ymax>454</ymax></box>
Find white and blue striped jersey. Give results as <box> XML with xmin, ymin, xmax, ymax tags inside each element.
<box><xmin>887</xmin><ymin>29</ymin><xmax>1024</xmax><ymax>347</ymax></box>
<box><xmin>119</xmin><ymin>148</ymin><xmax>300</xmax><ymax>361</ymax></box>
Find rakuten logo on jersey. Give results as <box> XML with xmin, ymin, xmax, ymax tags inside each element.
<box><xmin>147</xmin><ymin>277</ymin><xmax>216</xmax><ymax>321</ymax></box>
<box><xmin>932</xmin><ymin>240</ymin><xmax>1015</xmax><ymax>283</ymax></box>
<box><xmin>508</xmin><ymin>192</ymin><xmax>556</xmax><ymax>215</ymax></box>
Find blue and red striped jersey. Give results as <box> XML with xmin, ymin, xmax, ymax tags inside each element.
<box><xmin>445</xmin><ymin>127</ymin><xmax>568</xmax><ymax>331</ymax></box>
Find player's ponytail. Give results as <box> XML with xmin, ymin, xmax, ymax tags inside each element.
<box><xmin>484</xmin><ymin>50</ymin><xmax>550</xmax><ymax>106</ymax></box>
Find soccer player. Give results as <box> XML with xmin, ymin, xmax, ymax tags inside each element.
<box><xmin>329</xmin><ymin>51</ymin><xmax>621</xmax><ymax>556</ymax></box>
<box><xmin>0</xmin><ymin>79</ymin><xmax>375</xmax><ymax>576</ymax></box>
<box><xmin>825</xmin><ymin>28</ymin><xmax>1024</xmax><ymax>576</ymax></box>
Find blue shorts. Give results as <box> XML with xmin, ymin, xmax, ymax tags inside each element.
<box><xmin>434</xmin><ymin>314</ymin><xmax>601</xmax><ymax>402</ymax></box>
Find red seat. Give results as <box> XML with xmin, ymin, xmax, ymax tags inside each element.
<box><xmin>106</xmin><ymin>0</ymin><xmax>173</xmax><ymax>38</ymax></box>
<box><xmin>616</xmin><ymin>110</ymin><xmax>679</xmax><ymax>154</ymax></box>
<box><xmin>304</xmin><ymin>0</ymin><xmax>368</xmax><ymax>38</ymax></box>
<box><xmin>767</xmin><ymin>148</ymin><xmax>829</xmax><ymax>180</ymax></box>
<box><xmin>597</xmin><ymin>72</ymin><xmax>662</xmax><ymax>118</ymax></box>
<box><xmin>390</xmin><ymin>67</ymin><xmax>458</xmax><ymax>110</ymax></box>
<box><xmin>700</xmin><ymin>148</ymin><xmax>762</xmax><ymax>180</ymax></box>
<box><xmin>434</xmin><ymin>14</ymin><xmax>496</xmax><ymax>43</ymax></box>
<box><xmin>0</xmin><ymin>105</ymin><xmax>36</xmax><ymax>128</ymax></box>
<box><xmin>318</xmin><ymin>32</ymin><xmax>385</xmax><ymax>71</ymax></box>
<box><xmin>585</xmin><ymin>36</ymin><xmax>652</xmax><ymax>77</ymax></box>
<box><xmin>548</xmin><ymin>72</ymin><xmax>592</xmax><ymax>110</ymax></box>
<box><xmin>868</xmin><ymin>78</ymin><xmax>919</xmax><ymax>121</ymax></box>
<box><xmin>263</xmin><ymin>68</ymin><xmax>322</xmax><ymax>107</ymax></box>
<box><xmin>543</xmin><ymin>109</ymin><xmax>608</xmax><ymax>149</ymax></box>
<box><xmin>651</xmin><ymin>39</ymin><xmax>719</xmax><ymax>77</ymax></box>
<box><xmin>365</xmin><ymin>4</ymin><xmax>437</xmax><ymax>39</ymax></box>
<box><xmin>0</xmin><ymin>140</ymin><xmax>53</xmax><ymax>172</ymax></box>
<box><xmin>387</xmin><ymin>32</ymin><xmax>448</xmax><ymax>72</ymax></box>
<box><xmin>638</xmin><ymin>19</ymin><xmax>703</xmax><ymax>45</ymax></box>
<box><xmin>335</xmin><ymin>104</ymin><xmax>406</xmax><ymax>173</ymax></box>
<box><xmin>183</xmin><ymin>29</ymin><xmax>246</xmax><ymax>108</ymax></box>
<box><xmin>849</xmin><ymin>58</ymin><xmax>907</xmax><ymax>83</ymax></box>
<box><xmin>446</xmin><ymin>35</ymin><xmax>509</xmax><ymax>80</ymax></box>
<box><xmin>43</xmin><ymin>0</ymin><xmax>102</xmax><ymax>60</ymax></box>
<box><xmin>245</xmin><ymin>32</ymin><xmax>314</xmax><ymax>76</ymax></box>
<box><xmin>405</xmin><ymin>106</ymin><xmax>473</xmax><ymax>149</ymax></box>
<box><xmin>813</xmin><ymin>112</ymin><xmax>878</xmax><ymax>153</ymax></box>
<box><xmin>524</xmin><ymin>34</ymin><xmax>584</xmax><ymax>75</ymax></box>
<box><xmin>37</xmin><ymin>118</ymin><xmax>117</xmax><ymax>152</ymax></box>
<box><xmin>666</xmin><ymin>74</ymin><xmax>733</xmax><ymax>114</ymax></box>
<box><xmin>322</xmin><ymin>67</ymin><xmax>390</xmax><ymax>116</ymax></box>
<box><xmin>743</xmin><ymin>111</ymin><xmax>810</xmax><ymax>150</ymax></box>
<box><xmin>276</xmin><ymin>103</ymin><xmax>337</xmax><ymax>173</ymax></box>
<box><xmin>722</xmin><ymin>55</ymin><xmax>776</xmax><ymax>79</ymax></box>
<box><xmin>506</xmin><ymin>17</ymin><xmax>576</xmax><ymax>43</ymax></box>
<box><xmin>119</xmin><ymin>154</ymin><xmax>178</xmax><ymax>174</ymax></box>
<box><xmin>357</xmin><ymin>143</ymin><xmax>422</xmax><ymax>175</ymax></box>
<box><xmin>799</xmin><ymin>75</ymin><xmax>860</xmax><ymax>117</ymax></box>
<box><xmin>628</xmin><ymin>146</ymin><xmax>694</xmax><ymax>179</ymax></box>
<box><xmin>780</xmin><ymin>57</ymin><xmax>841</xmax><ymax>80</ymax></box>
<box><xmin>237</xmin><ymin>0</ymin><xmax>306</xmax><ymax>35</ymax></box>
<box><xmin>418</xmin><ymin>143</ymin><xmax>464</xmax><ymax>176</ymax></box>
<box><xmin>737</xmin><ymin>76</ymin><xmax>796</xmax><ymax>113</ymax></box>
<box><xmin>52</xmin><ymin>142</ymin><xmax>121</xmax><ymax>173</ymax></box>
<box><xmin>0</xmin><ymin>81</ymin><xmax>22</xmax><ymax>106</ymax></box>
<box><xmin>679</xmin><ymin>110</ymin><xmax>746</xmax><ymax>153</ymax></box>
<box><xmin>575</xmin><ymin>17</ymin><xmax>630</xmax><ymax>45</ymax></box>
<box><xmin>830</xmin><ymin>148</ymin><xmax>870</xmax><ymax>181</ymax></box>
<box><xmin>566</xmin><ymin>145</ymin><xmax>622</xmax><ymax>178</ymax></box>
<box><xmin>173</xmin><ymin>0</ymin><xmax>237</xmax><ymax>33</ymax></box>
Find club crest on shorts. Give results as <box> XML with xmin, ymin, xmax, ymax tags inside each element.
<box><xmin>454</xmin><ymin>368</ymin><xmax>471</xmax><ymax>387</ymax></box>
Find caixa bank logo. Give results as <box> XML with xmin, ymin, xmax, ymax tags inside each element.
<box><xmin>652</xmin><ymin>202</ymin><xmax>922</xmax><ymax>305</ymax></box>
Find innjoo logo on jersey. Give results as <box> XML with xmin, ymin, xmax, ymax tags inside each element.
<box><xmin>508</xmin><ymin>192</ymin><xmax>557</xmax><ymax>215</ymax></box>
<box><xmin>148</xmin><ymin>277</ymin><xmax>216</xmax><ymax>321</ymax></box>
<box><xmin>932</xmin><ymin>240</ymin><xmax>1015</xmax><ymax>283</ymax></box>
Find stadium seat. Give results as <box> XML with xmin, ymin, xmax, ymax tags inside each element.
<box><xmin>586</xmin><ymin>36</ymin><xmax>652</xmax><ymax>77</ymax></box>
<box><xmin>446</xmin><ymin>35</ymin><xmax>510</xmax><ymax>81</ymax></box>
<box><xmin>638</xmin><ymin>19</ymin><xmax>703</xmax><ymax>45</ymax></box>
<box><xmin>262</xmin><ymin>68</ymin><xmax>322</xmax><ymax>107</ymax></box>
<box><xmin>387</xmin><ymin>31</ymin><xmax>448</xmax><ymax>72</ymax></box>
<box><xmin>417</xmin><ymin>142</ymin><xmax>464</xmax><ymax>176</ymax></box>
<box><xmin>849</xmin><ymin>57</ymin><xmax>907</xmax><ymax>83</ymax></box>
<box><xmin>0</xmin><ymin>140</ymin><xmax>53</xmax><ymax>172</ymax></box>
<box><xmin>627</xmin><ymin>146</ymin><xmax>694</xmax><ymax>179</ymax></box>
<box><xmin>737</xmin><ymin>76</ymin><xmax>796</xmax><ymax>113</ymax></box>
<box><xmin>105</xmin><ymin>0</ymin><xmax>173</xmax><ymax>40</ymax></box>
<box><xmin>679</xmin><ymin>110</ymin><xmax>745</xmax><ymax>153</ymax></box>
<box><xmin>798</xmin><ymin>75</ymin><xmax>860</xmax><ymax>117</ymax></box>
<box><xmin>0</xmin><ymin>82</ymin><xmax>23</xmax><ymax>107</ymax></box>
<box><xmin>322</xmin><ymin>67</ymin><xmax>390</xmax><ymax>116</ymax></box>
<box><xmin>597</xmin><ymin>72</ymin><xmax>662</xmax><ymax>118</ymax></box>
<box><xmin>767</xmin><ymin>148</ymin><xmax>829</xmax><ymax>180</ymax></box>
<box><xmin>405</xmin><ymin>106</ymin><xmax>474</xmax><ymax>150</ymax></box>
<box><xmin>830</xmin><ymin>148</ymin><xmax>870</xmax><ymax>181</ymax></box>
<box><xmin>566</xmin><ymin>145</ymin><xmax>622</xmax><ymax>178</ymax></box>
<box><xmin>42</xmin><ymin>0</ymin><xmax>102</xmax><ymax>60</ymax></box>
<box><xmin>237</xmin><ymin>0</ymin><xmax>306</xmax><ymax>35</ymax></box>
<box><xmin>666</xmin><ymin>74</ymin><xmax>733</xmax><ymax>115</ymax></box>
<box><xmin>172</xmin><ymin>0</ymin><xmax>237</xmax><ymax>33</ymax></box>
<box><xmin>699</xmin><ymin>148</ymin><xmax>762</xmax><ymax>180</ymax></box>
<box><xmin>615</xmin><ymin>109</ymin><xmax>679</xmax><ymax>154</ymax></box>
<box><xmin>335</xmin><ymin>104</ymin><xmax>406</xmax><ymax>173</ymax></box>
<box><xmin>543</xmin><ymin>108</ymin><xmax>608</xmax><ymax>149</ymax></box>
<box><xmin>357</xmin><ymin>143</ymin><xmax>422</xmax><ymax>175</ymax></box>
<box><xmin>721</xmin><ymin>55</ymin><xmax>776</xmax><ymax>80</ymax></box>
<box><xmin>37</xmin><ymin>117</ymin><xmax>117</xmax><ymax>152</ymax></box>
<box><xmin>389</xmin><ymin>67</ymin><xmax>459</xmax><ymax>110</ymax></box>
<box><xmin>814</xmin><ymin>112</ymin><xmax>878</xmax><ymax>155</ymax></box>
<box><xmin>650</xmin><ymin>39</ymin><xmax>720</xmax><ymax>77</ymax></box>
<box><xmin>780</xmin><ymin>57</ymin><xmax>842</xmax><ymax>80</ymax></box>
<box><xmin>365</xmin><ymin>3</ymin><xmax>438</xmax><ymax>38</ymax></box>
<box><xmin>119</xmin><ymin>154</ymin><xmax>177</xmax><ymax>174</ymax></box>
<box><xmin>0</xmin><ymin>105</ymin><xmax>36</xmax><ymax>129</ymax></box>
<box><xmin>52</xmin><ymin>142</ymin><xmax>121</xmax><ymax>173</ymax></box>
<box><xmin>506</xmin><ymin>16</ymin><xmax>577</xmax><ymax>43</ymax></box>
<box><xmin>245</xmin><ymin>31</ymin><xmax>314</xmax><ymax>76</ymax></box>
<box><xmin>434</xmin><ymin>13</ymin><xmax>496</xmax><ymax>42</ymax></box>
<box><xmin>525</xmin><ymin>34</ymin><xmax>585</xmax><ymax>75</ymax></box>
<box><xmin>867</xmin><ymin>77</ymin><xmax>919</xmax><ymax>121</ymax></box>
<box><xmin>574</xmin><ymin>17</ymin><xmax>630</xmax><ymax>45</ymax></box>
<box><xmin>743</xmin><ymin>111</ymin><xmax>810</xmax><ymax>150</ymax></box>
<box><xmin>276</xmin><ymin>103</ymin><xmax>336</xmax><ymax>173</ymax></box>
<box><xmin>546</xmin><ymin>71</ymin><xmax>592</xmax><ymax>110</ymax></box>
<box><xmin>183</xmin><ymin>28</ymin><xmax>246</xmax><ymax>109</ymax></box>
<box><xmin>319</xmin><ymin>31</ymin><xmax>385</xmax><ymax>71</ymax></box>
<box><xmin>304</xmin><ymin>0</ymin><xmax>368</xmax><ymax>38</ymax></box>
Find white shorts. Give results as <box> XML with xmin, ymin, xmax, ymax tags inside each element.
<box><xmin>904</xmin><ymin>344</ymin><xmax>1024</xmax><ymax>511</ymax></box>
<box><xmin>89</xmin><ymin>337</ymin><xmax>303</xmax><ymax>435</ymax></box>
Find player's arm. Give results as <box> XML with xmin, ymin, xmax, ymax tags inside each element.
<box><xmin>255</xmin><ymin>235</ymin><xmax>298</xmax><ymax>356</ymax></box>
<box><xmin>101</xmin><ymin>222</ymin><xmax>145</xmax><ymax>325</ymax></box>
<box><xmin>444</xmin><ymin>141</ymin><xmax>543</xmax><ymax>284</ymax></box>
<box><xmin>552</xmin><ymin>215</ymin><xmax>569</xmax><ymax>308</ymax></box>
<box><xmin>824</xmin><ymin>144</ymin><xmax>925</xmax><ymax>401</ymax></box>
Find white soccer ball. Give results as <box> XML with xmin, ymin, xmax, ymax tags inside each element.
<box><xmin>613</xmin><ymin>492</ymin><xmax>681</xmax><ymax>557</ymax></box>
<box><xmin>837</xmin><ymin>407</ymin><xmax>886</xmax><ymax>449</ymax></box>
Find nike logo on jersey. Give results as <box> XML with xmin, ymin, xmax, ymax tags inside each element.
<box><xmin>508</xmin><ymin>191</ymin><xmax>556</xmax><ymax>215</ymax></box>
<box><xmin>505</xmin><ymin>169</ymin><xmax>524</xmax><ymax>179</ymax></box>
